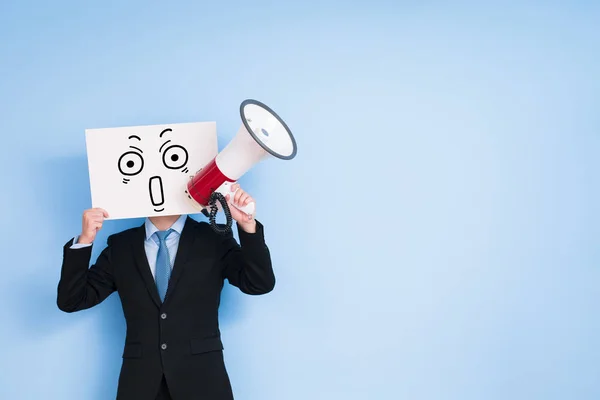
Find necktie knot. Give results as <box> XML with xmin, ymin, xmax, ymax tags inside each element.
<box><xmin>154</xmin><ymin>229</ymin><xmax>173</xmax><ymax>244</ymax></box>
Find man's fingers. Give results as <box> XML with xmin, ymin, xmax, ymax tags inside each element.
<box><xmin>239</xmin><ymin>193</ymin><xmax>251</xmax><ymax>206</ymax></box>
<box><xmin>236</xmin><ymin>193</ymin><xmax>246</xmax><ymax>205</ymax></box>
<box><xmin>86</xmin><ymin>221</ymin><xmax>102</xmax><ymax>229</ymax></box>
<box><xmin>92</xmin><ymin>208</ymin><xmax>108</xmax><ymax>217</ymax></box>
<box><xmin>85</xmin><ymin>208</ymin><xmax>109</xmax><ymax>218</ymax></box>
<box><xmin>87</xmin><ymin>214</ymin><xmax>105</xmax><ymax>222</ymax></box>
<box><xmin>88</xmin><ymin>209</ymin><xmax>108</xmax><ymax>218</ymax></box>
<box><xmin>234</xmin><ymin>189</ymin><xmax>244</xmax><ymax>204</ymax></box>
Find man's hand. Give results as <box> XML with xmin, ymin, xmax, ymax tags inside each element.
<box><xmin>226</xmin><ymin>184</ymin><xmax>257</xmax><ymax>233</ymax></box>
<box><xmin>78</xmin><ymin>208</ymin><xmax>109</xmax><ymax>244</ymax></box>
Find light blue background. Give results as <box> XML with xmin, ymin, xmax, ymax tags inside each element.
<box><xmin>1</xmin><ymin>1</ymin><xmax>599</xmax><ymax>399</ymax></box>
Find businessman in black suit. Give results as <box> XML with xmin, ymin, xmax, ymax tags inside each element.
<box><xmin>57</xmin><ymin>184</ymin><xmax>274</xmax><ymax>400</ymax></box>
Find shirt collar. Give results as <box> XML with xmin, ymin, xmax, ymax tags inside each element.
<box><xmin>144</xmin><ymin>214</ymin><xmax>188</xmax><ymax>241</ymax></box>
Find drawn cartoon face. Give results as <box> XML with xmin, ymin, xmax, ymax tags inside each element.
<box><xmin>85</xmin><ymin>122</ymin><xmax>217</xmax><ymax>220</ymax></box>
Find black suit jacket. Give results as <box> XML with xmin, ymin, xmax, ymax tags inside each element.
<box><xmin>57</xmin><ymin>217</ymin><xmax>275</xmax><ymax>400</ymax></box>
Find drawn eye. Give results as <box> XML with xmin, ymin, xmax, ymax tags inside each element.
<box><xmin>163</xmin><ymin>145</ymin><xmax>188</xmax><ymax>170</ymax></box>
<box><xmin>118</xmin><ymin>151</ymin><xmax>144</xmax><ymax>176</ymax></box>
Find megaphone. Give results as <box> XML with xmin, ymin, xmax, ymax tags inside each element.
<box><xmin>187</xmin><ymin>99</ymin><xmax>297</xmax><ymax>233</ymax></box>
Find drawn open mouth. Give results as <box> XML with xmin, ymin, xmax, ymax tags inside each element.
<box><xmin>149</xmin><ymin>176</ymin><xmax>165</xmax><ymax>213</ymax></box>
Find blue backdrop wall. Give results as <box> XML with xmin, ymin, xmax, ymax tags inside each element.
<box><xmin>1</xmin><ymin>1</ymin><xmax>599</xmax><ymax>399</ymax></box>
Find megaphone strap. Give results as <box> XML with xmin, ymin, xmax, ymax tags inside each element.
<box><xmin>208</xmin><ymin>192</ymin><xmax>233</xmax><ymax>235</ymax></box>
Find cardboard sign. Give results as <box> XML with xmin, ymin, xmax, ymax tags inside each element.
<box><xmin>85</xmin><ymin>122</ymin><xmax>217</xmax><ymax>219</ymax></box>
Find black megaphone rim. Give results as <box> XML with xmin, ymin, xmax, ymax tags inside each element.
<box><xmin>239</xmin><ymin>99</ymin><xmax>298</xmax><ymax>160</ymax></box>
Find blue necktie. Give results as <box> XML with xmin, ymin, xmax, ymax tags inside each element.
<box><xmin>154</xmin><ymin>229</ymin><xmax>174</xmax><ymax>302</ymax></box>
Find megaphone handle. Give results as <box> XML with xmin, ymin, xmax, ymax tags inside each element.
<box><xmin>215</xmin><ymin>182</ymin><xmax>256</xmax><ymax>216</ymax></box>
<box><xmin>229</xmin><ymin>195</ymin><xmax>256</xmax><ymax>216</ymax></box>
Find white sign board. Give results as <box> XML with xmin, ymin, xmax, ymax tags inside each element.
<box><xmin>85</xmin><ymin>122</ymin><xmax>217</xmax><ymax>219</ymax></box>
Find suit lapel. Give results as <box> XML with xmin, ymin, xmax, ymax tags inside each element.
<box><xmin>164</xmin><ymin>216</ymin><xmax>197</xmax><ymax>304</ymax></box>
<box><xmin>131</xmin><ymin>225</ymin><xmax>162</xmax><ymax>308</ymax></box>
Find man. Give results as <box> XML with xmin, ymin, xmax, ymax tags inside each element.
<box><xmin>57</xmin><ymin>185</ymin><xmax>275</xmax><ymax>400</ymax></box>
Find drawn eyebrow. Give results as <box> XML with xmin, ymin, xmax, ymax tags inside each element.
<box><xmin>129</xmin><ymin>145</ymin><xmax>143</xmax><ymax>153</ymax></box>
<box><xmin>159</xmin><ymin>128</ymin><xmax>172</xmax><ymax>138</ymax></box>
<box><xmin>159</xmin><ymin>140</ymin><xmax>171</xmax><ymax>153</ymax></box>
<box><xmin>128</xmin><ymin>135</ymin><xmax>141</xmax><ymax>141</ymax></box>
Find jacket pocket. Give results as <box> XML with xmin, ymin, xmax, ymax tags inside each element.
<box><xmin>190</xmin><ymin>337</ymin><xmax>223</xmax><ymax>355</ymax></box>
<box><xmin>122</xmin><ymin>343</ymin><xmax>142</xmax><ymax>359</ymax></box>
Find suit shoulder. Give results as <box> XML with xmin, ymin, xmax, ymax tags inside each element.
<box><xmin>189</xmin><ymin>218</ymin><xmax>232</xmax><ymax>239</ymax></box>
<box><xmin>106</xmin><ymin>225</ymin><xmax>142</xmax><ymax>245</ymax></box>
<box><xmin>187</xmin><ymin>217</ymin><xmax>213</xmax><ymax>235</ymax></box>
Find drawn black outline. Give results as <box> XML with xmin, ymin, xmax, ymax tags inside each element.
<box><xmin>159</xmin><ymin>140</ymin><xmax>171</xmax><ymax>153</ymax></box>
<box><xmin>149</xmin><ymin>176</ymin><xmax>165</xmax><ymax>206</ymax></box>
<box><xmin>159</xmin><ymin>128</ymin><xmax>172</xmax><ymax>138</ymax></box>
<box><xmin>162</xmin><ymin>144</ymin><xmax>189</xmax><ymax>170</ymax></box>
<box><xmin>129</xmin><ymin>145</ymin><xmax>143</xmax><ymax>153</ymax></box>
<box><xmin>154</xmin><ymin>207</ymin><xmax>165</xmax><ymax>212</ymax></box>
<box><xmin>128</xmin><ymin>135</ymin><xmax>141</xmax><ymax>141</ymax></box>
<box><xmin>240</xmin><ymin>99</ymin><xmax>297</xmax><ymax>160</ymax></box>
<box><xmin>118</xmin><ymin>151</ymin><xmax>144</xmax><ymax>176</ymax></box>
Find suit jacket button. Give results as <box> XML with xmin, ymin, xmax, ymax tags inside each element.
<box><xmin>161</xmin><ymin>313</ymin><xmax>167</xmax><ymax>320</ymax></box>
<box><xmin>161</xmin><ymin>343</ymin><xmax>167</xmax><ymax>350</ymax></box>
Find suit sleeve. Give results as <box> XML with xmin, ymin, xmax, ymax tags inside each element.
<box><xmin>220</xmin><ymin>220</ymin><xmax>275</xmax><ymax>295</ymax></box>
<box><xmin>57</xmin><ymin>236</ymin><xmax>117</xmax><ymax>313</ymax></box>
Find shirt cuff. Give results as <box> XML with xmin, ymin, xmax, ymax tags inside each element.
<box><xmin>70</xmin><ymin>235</ymin><xmax>93</xmax><ymax>249</ymax></box>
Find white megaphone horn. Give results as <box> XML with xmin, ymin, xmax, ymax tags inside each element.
<box><xmin>186</xmin><ymin>99</ymin><xmax>297</xmax><ymax>233</ymax></box>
